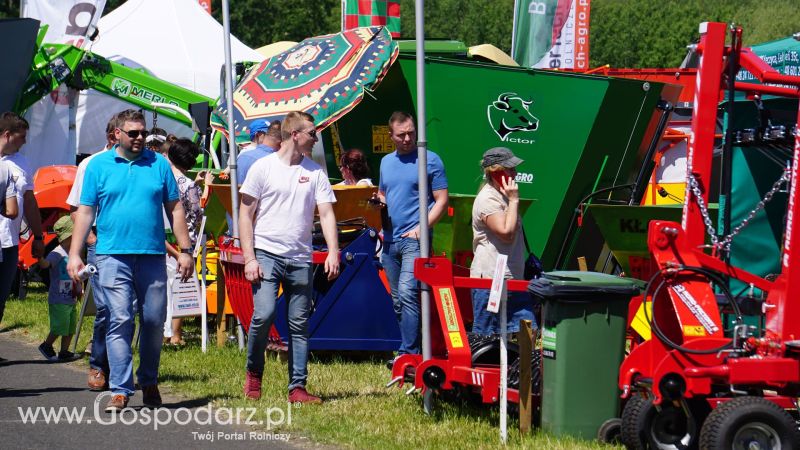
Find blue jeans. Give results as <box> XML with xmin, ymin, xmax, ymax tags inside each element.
<box><xmin>246</xmin><ymin>250</ymin><xmax>312</xmax><ymax>391</ymax></box>
<box><xmin>97</xmin><ymin>254</ymin><xmax>167</xmax><ymax>396</ymax></box>
<box><xmin>87</xmin><ymin>244</ymin><xmax>110</xmax><ymax>374</ymax></box>
<box><xmin>471</xmin><ymin>289</ymin><xmax>537</xmax><ymax>335</ymax></box>
<box><xmin>0</xmin><ymin>246</ymin><xmax>18</xmax><ymax>325</ymax></box>
<box><xmin>381</xmin><ymin>238</ymin><xmax>421</xmax><ymax>355</ymax></box>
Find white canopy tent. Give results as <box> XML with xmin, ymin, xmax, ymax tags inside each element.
<box><xmin>22</xmin><ymin>0</ymin><xmax>263</xmax><ymax>170</ymax></box>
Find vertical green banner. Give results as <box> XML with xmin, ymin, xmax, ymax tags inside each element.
<box><xmin>512</xmin><ymin>0</ymin><xmax>560</xmax><ymax>68</ymax></box>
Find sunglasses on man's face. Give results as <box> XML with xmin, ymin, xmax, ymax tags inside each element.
<box><xmin>118</xmin><ymin>128</ymin><xmax>149</xmax><ymax>139</ymax></box>
<box><xmin>294</xmin><ymin>129</ymin><xmax>317</xmax><ymax>140</ymax></box>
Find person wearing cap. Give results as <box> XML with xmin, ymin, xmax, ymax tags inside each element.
<box><xmin>35</xmin><ymin>215</ymin><xmax>81</xmax><ymax>361</ymax></box>
<box><xmin>145</xmin><ymin>127</ymin><xmax>170</xmax><ymax>155</ymax></box>
<box><xmin>470</xmin><ymin>147</ymin><xmax>536</xmax><ymax>335</ymax></box>
<box><xmin>376</xmin><ymin>111</ymin><xmax>448</xmax><ymax>358</ymax></box>
<box><xmin>236</xmin><ymin>119</ymin><xmax>281</xmax><ymax>185</ymax></box>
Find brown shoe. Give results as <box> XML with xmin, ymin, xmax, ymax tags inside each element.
<box><xmin>288</xmin><ymin>387</ymin><xmax>322</xmax><ymax>404</ymax></box>
<box><xmin>87</xmin><ymin>369</ymin><xmax>108</xmax><ymax>391</ymax></box>
<box><xmin>142</xmin><ymin>384</ymin><xmax>162</xmax><ymax>408</ymax></box>
<box><xmin>244</xmin><ymin>370</ymin><xmax>262</xmax><ymax>400</ymax></box>
<box><xmin>105</xmin><ymin>394</ymin><xmax>128</xmax><ymax>412</ymax></box>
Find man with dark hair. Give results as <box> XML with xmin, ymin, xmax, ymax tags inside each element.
<box><xmin>66</xmin><ymin>112</ymin><xmax>120</xmax><ymax>391</ymax></box>
<box><xmin>0</xmin><ymin>112</ymin><xmax>44</xmax><ymax>329</ymax></box>
<box><xmin>67</xmin><ymin>109</ymin><xmax>194</xmax><ymax>412</ymax></box>
<box><xmin>376</xmin><ymin>111</ymin><xmax>448</xmax><ymax>359</ymax></box>
<box><xmin>236</xmin><ymin>119</ymin><xmax>281</xmax><ymax>185</ymax></box>
<box><xmin>239</xmin><ymin>111</ymin><xmax>339</xmax><ymax>403</ymax></box>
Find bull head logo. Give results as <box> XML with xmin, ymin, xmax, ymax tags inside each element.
<box><xmin>487</xmin><ymin>93</ymin><xmax>539</xmax><ymax>141</ymax></box>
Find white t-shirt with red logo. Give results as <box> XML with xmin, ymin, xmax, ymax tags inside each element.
<box><xmin>239</xmin><ymin>153</ymin><xmax>336</xmax><ymax>262</ymax></box>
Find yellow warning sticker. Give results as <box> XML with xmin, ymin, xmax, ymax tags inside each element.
<box><xmin>683</xmin><ymin>325</ymin><xmax>707</xmax><ymax>337</ymax></box>
<box><xmin>438</xmin><ymin>288</ymin><xmax>460</xmax><ymax>332</ymax></box>
<box><xmin>371</xmin><ymin>125</ymin><xmax>393</xmax><ymax>154</ymax></box>
<box><xmin>449</xmin><ymin>332</ymin><xmax>464</xmax><ymax>348</ymax></box>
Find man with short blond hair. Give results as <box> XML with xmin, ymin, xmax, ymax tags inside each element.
<box><xmin>239</xmin><ymin>111</ymin><xmax>339</xmax><ymax>403</ymax></box>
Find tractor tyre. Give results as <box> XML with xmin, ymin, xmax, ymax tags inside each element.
<box><xmin>597</xmin><ymin>418</ymin><xmax>623</xmax><ymax>445</ymax></box>
<box><xmin>620</xmin><ymin>394</ymin><xmax>698</xmax><ymax>450</ymax></box>
<box><xmin>699</xmin><ymin>396</ymin><xmax>800</xmax><ymax>450</ymax></box>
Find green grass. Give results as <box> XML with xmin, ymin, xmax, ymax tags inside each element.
<box><xmin>3</xmin><ymin>284</ymin><xmax>620</xmax><ymax>450</ymax></box>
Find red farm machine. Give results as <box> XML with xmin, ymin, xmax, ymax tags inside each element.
<box><xmin>619</xmin><ymin>22</ymin><xmax>800</xmax><ymax>449</ymax></box>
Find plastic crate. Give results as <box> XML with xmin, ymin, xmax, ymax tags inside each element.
<box><xmin>217</xmin><ymin>237</ymin><xmax>282</xmax><ymax>349</ymax></box>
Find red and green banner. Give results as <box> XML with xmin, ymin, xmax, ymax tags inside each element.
<box><xmin>512</xmin><ymin>0</ymin><xmax>590</xmax><ymax>70</ymax></box>
<box><xmin>342</xmin><ymin>0</ymin><xmax>400</xmax><ymax>38</ymax></box>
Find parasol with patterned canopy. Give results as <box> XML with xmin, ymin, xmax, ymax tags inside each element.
<box><xmin>211</xmin><ymin>26</ymin><xmax>398</xmax><ymax>140</ymax></box>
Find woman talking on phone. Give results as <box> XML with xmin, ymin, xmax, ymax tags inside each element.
<box><xmin>470</xmin><ymin>147</ymin><xmax>536</xmax><ymax>336</ymax></box>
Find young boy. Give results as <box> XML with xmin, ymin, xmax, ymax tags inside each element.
<box><xmin>37</xmin><ymin>215</ymin><xmax>80</xmax><ymax>361</ymax></box>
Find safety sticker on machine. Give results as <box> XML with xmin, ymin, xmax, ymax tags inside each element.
<box><xmin>669</xmin><ymin>284</ymin><xmax>719</xmax><ymax>335</ymax></box>
<box><xmin>542</xmin><ymin>326</ymin><xmax>557</xmax><ymax>359</ymax></box>
<box><xmin>438</xmin><ymin>288</ymin><xmax>464</xmax><ymax>348</ymax></box>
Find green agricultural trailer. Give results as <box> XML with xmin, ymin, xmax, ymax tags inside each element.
<box><xmin>324</xmin><ymin>44</ymin><xmax>675</xmax><ymax>269</ymax></box>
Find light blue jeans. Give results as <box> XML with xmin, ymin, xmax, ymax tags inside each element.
<box><xmin>96</xmin><ymin>254</ymin><xmax>167</xmax><ymax>396</ymax></box>
<box><xmin>471</xmin><ymin>289</ymin><xmax>537</xmax><ymax>335</ymax></box>
<box><xmin>381</xmin><ymin>238</ymin><xmax>421</xmax><ymax>355</ymax></box>
<box><xmin>87</xmin><ymin>243</ymin><xmax>111</xmax><ymax>375</ymax></box>
<box><xmin>246</xmin><ymin>250</ymin><xmax>312</xmax><ymax>391</ymax></box>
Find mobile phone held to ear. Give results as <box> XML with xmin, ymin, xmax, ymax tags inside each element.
<box><xmin>489</xmin><ymin>170</ymin><xmax>510</xmax><ymax>186</ymax></box>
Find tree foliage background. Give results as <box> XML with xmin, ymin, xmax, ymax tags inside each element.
<box><xmin>2</xmin><ymin>0</ymin><xmax>799</xmax><ymax>68</ymax></box>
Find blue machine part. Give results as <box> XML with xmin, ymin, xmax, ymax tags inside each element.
<box><xmin>273</xmin><ymin>228</ymin><xmax>401</xmax><ymax>351</ymax></box>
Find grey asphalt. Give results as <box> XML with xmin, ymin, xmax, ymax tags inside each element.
<box><xmin>0</xmin><ymin>332</ymin><xmax>306</xmax><ymax>449</ymax></box>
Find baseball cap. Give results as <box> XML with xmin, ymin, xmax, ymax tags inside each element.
<box><xmin>481</xmin><ymin>147</ymin><xmax>524</xmax><ymax>168</ymax></box>
<box><xmin>53</xmin><ymin>215</ymin><xmax>74</xmax><ymax>242</ymax></box>
<box><xmin>248</xmin><ymin>119</ymin><xmax>270</xmax><ymax>141</ymax></box>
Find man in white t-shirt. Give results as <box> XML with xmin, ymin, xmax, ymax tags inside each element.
<box><xmin>0</xmin><ymin>112</ymin><xmax>44</xmax><ymax>327</ymax></box>
<box><xmin>66</xmin><ymin>113</ymin><xmax>119</xmax><ymax>391</ymax></box>
<box><xmin>238</xmin><ymin>111</ymin><xmax>339</xmax><ymax>404</ymax></box>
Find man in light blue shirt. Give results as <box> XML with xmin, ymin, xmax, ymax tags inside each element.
<box><xmin>67</xmin><ymin>109</ymin><xmax>195</xmax><ymax>413</ymax></box>
<box><xmin>236</xmin><ymin>119</ymin><xmax>281</xmax><ymax>185</ymax></box>
<box><xmin>377</xmin><ymin>111</ymin><xmax>448</xmax><ymax>357</ymax></box>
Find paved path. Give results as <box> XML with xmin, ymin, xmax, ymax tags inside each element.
<box><xmin>0</xmin><ymin>332</ymin><xmax>298</xmax><ymax>449</ymax></box>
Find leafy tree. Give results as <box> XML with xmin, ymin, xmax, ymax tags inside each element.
<box><xmin>11</xmin><ymin>0</ymin><xmax>800</xmax><ymax>69</ymax></box>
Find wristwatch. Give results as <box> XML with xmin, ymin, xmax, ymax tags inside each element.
<box><xmin>180</xmin><ymin>248</ymin><xmax>192</xmax><ymax>255</ymax></box>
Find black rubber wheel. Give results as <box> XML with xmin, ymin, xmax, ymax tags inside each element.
<box><xmin>699</xmin><ymin>396</ymin><xmax>800</xmax><ymax>450</ymax></box>
<box><xmin>621</xmin><ymin>394</ymin><xmax>698</xmax><ymax>450</ymax></box>
<box><xmin>507</xmin><ymin>349</ymin><xmax>542</xmax><ymax>393</ymax></box>
<box><xmin>598</xmin><ymin>418</ymin><xmax>623</xmax><ymax>444</ymax></box>
<box><xmin>467</xmin><ymin>333</ymin><xmax>520</xmax><ymax>366</ymax></box>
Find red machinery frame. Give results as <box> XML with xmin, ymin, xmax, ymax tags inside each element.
<box><xmin>619</xmin><ymin>22</ymin><xmax>800</xmax><ymax>411</ymax></box>
<box><xmin>390</xmin><ymin>256</ymin><xmax>535</xmax><ymax>405</ymax></box>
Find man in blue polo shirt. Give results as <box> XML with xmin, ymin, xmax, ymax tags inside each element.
<box><xmin>67</xmin><ymin>109</ymin><xmax>194</xmax><ymax>412</ymax></box>
<box><xmin>377</xmin><ymin>111</ymin><xmax>448</xmax><ymax>359</ymax></box>
<box><xmin>236</xmin><ymin>119</ymin><xmax>281</xmax><ymax>185</ymax></box>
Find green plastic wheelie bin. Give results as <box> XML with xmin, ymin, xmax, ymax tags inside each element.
<box><xmin>529</xmin><ymin>271</ymin><xmax>641</xmax><ymax>440</ymax></box>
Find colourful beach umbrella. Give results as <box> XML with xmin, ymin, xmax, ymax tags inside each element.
<box><xmin>211</xmin><ymin>26</ymin><xmax>398</xmax><ymax>141</ymax></box>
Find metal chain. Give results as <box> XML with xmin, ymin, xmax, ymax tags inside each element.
<box><xmin>687</xmin><ymin>168</ymin><xmax>790</xmax><ymax>252</ymax></box>
<box><xmin>717</xmin><ymin>167</ymin><xmax>791</xmax><ymax>251</ymax></box>
<box><xmin>687</xmin><ymin>174</ymin><xmax>719</xmax><ymax>247</ymax></box>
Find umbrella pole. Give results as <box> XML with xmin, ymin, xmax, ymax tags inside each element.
<box><xmin>221</xmin><ymin>0</ymin><xmax>240</xmax><ymax>238</ymax></box>
<box><xmin>415</xmin><ymin>0</ymin><xmax>433</xmax><ymax>379</ymax></box>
